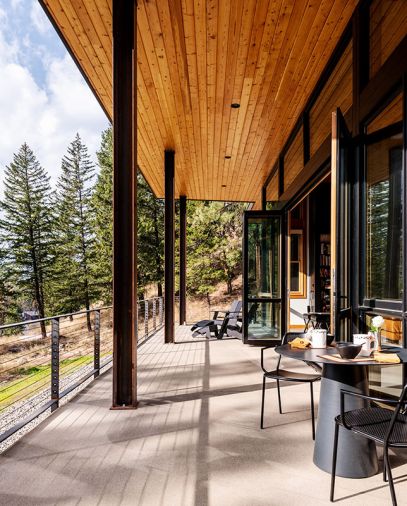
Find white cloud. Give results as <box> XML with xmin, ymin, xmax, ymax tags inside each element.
<box><xmin>30</xmin><ymin>2</ymin><xmax>49</xmax><ymax>35</ymax></box>
<box><xmin>0</xmin><ymin>15</ymin><xmax>109</xmax><ymax>189</ymax></box>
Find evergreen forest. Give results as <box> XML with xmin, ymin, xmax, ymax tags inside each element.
<box><xmin>0</xmin><ymin>127</ymin><xmax>244</xmax><ymax>328</ymax></box>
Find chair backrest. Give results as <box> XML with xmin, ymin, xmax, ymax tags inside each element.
<box><xmin>386</xmin><ymin>383</ymin><xmax>407</xmax><ymax>444</ymax></box>
<box><xmin>229</xmin><ymin>300</ymin><xmax>242</xmax><ymax>314</ymax></box>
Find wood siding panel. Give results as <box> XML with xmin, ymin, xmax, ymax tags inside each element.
<box><xmin>370</xmin><ymin>0</ymin><xmax>407</xmax><ymax>79</ymax></box>
<box><xmin>284</xmin><ymin>126</ymin><xmax>303</xmax><ymax>192</ymax></box>
<box><xmin>366</xmin><ymin>93</ymin><xmax>403</xmax><ymax>135</ymax></box>
<box><xmin>309</xmin><ymin>41</ymin><xmax>352</xmax><ymax>157</ymax></box>
<box><xmin>266</xmin><ymin>170</ymin><xmax>279</xmax><ymax>202</ymax></box>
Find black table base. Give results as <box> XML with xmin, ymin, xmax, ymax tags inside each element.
<box><xmin>313</xmin><ymin>364</ymin><xmax>378</xmax><ymax>478</ymax></box>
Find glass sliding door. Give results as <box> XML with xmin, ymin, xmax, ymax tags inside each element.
<box><xmin>243</xmin><ymin>211</ymin><xmax>286</xmax><ymax>345</ymax></box>
<box><xmin>331</xmin><ymin>108</ymin><xmax>353</xmax><ymax>339</ymax></box>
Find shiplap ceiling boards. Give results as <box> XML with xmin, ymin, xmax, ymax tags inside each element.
<box><xmin>41</xmin><ymin>0</ymin><xmax>358</xmax><ymax>201</ymax></box>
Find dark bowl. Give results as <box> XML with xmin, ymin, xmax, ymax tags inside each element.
<box><xmin>335</xmin><ymin>342</ymin><xmax>362</xmax><ymax>359</ymax></box>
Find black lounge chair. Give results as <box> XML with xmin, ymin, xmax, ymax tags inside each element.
<box><xmin>191</xmin><ymin>300</ymin><xmax>242</xmax><ymax>339</ymax></box>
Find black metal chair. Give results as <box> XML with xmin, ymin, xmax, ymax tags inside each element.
<box><xmin>260</xmin><ymin>332</ymin><xmax>321</xmax><ymax>439</ymax></box>
<box><xmin>330</xmin><ymin>384</ymin><xmax>407</xmax><ymax>505</ymax></box>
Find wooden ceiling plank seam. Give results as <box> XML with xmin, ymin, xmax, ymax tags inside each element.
<box><xmin>222</xmin><ymin>1</ymin><xmax>257</xmax><ymax>201</ymax></box>
<box><xmin>137</xmin><ymin>122</ymin><xmax>162</xmax><ymax>190</ymax></box>
<box><xmin>137</xmin><ymin>58</ymin><xmax>169</xmax><ymax>155</ymax></box>
<box><xmin>193</xmin><ymin>0</ymin><xmax>209</xmax><ymax>200</ymax></box>
<box><xmin>169</xmin><ymin>0</ymin><xmax>198</xmax><ymax>197</ymax></box>
<box><xmin>147</xmin><ymin>0</ymin><xmax>191</xmax><ymax>188</ymax></box>
<box><xmin>212</xmin><ymin>0</ymin><xmax>231</xmax><ymax>200</ymax></box>
<box><xmin>249</xmin><ymin>0</ymin><xmax>337</xmax><ymax>183</ymax></box>
<box><xmin>136</xmin><ymin>25</ymin><xmax>174</xmax><ymax>196</ymax></box>
<box><xmin>181</xmin><ymin>0</ymin><xmax>203</xmax><ymax>200</ymax></box>
<box><xmin>215</xmin><ymin>0</ymin><xmax>245</xmax><ymax>201</ymax></box>
<box><xmin>206</xmin><ymin>0</ymin><xmax>218</xmax><ymax>200</ymax></box>
<box><xmin>239</xmin><ymin>0</ymin><xmax>295</xmax><ymax>192</ymax></box>
<box><xmin>232</xmin><ymin>0</ymin><xmax>281</xmax><ymax>193</ymax></box>
<box><xmin>256</xmin><ymin>0</ymin><xmax>354</xmax><ymax>186</ymax></box>
<box><xmin>137</xmin><ymin>90</ymin><xmax>166</xmax><ymax>191</ymax></box>
<box><xmin>157</xmin><ymin>0</ymin><xmax>198</xmax><ymax>198</ymax></box>
<box><xmin>43</xmin><ymin>1</ymin><xmax>112</xmax><ymax>110</ymax></box>
<box><xmin>274</xmin><ymin>0</ymin><xmax>353</xmax><ymax>143</ymax></box>
<box><xmin>223</xmin><ymin>0</ymin><xmax>257</xmax><ymax>188</ymax></box>
<box><xmin>57</xmin><ymin>0</ymin><xmax>112</xmax><ymax>89</ymax></box>
<box><xmin>138</xmin><ymin>126</ymin><xmax>165</xmax><ymax>196</ymax></box>
<box><xmin>226</xmin><ymin>0</ymin><xmax>271</xmax><ymax>200</ymax></box>
<box><xmin>137</xmin><ymin>4</ymin><xmax>180</xmax><ymax>163</ymax></box>
<box><xmin>240</xmin><ymin>0</ymin><xmax>297</xmax><ymax>200</ymax></box>
<box><xmin>83</xmin><ymin>0</ymin><xmax>113</xmax><ymax>65</ymax></box>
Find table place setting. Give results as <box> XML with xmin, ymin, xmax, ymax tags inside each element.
<box><xmin>288</xmin><ymin>327</ymin><xmax>401</xmax><ymax>364</ymax></box>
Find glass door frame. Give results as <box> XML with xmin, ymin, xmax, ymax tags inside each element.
<box><xmin>242</xmin><ymin>210</ymin><xmax>287</xmax><ymax>346</ymax></box>
<box><xmin>356</xmin><ymin>83</ymin><xmax>406</xmax><ymax>351</ymax></box>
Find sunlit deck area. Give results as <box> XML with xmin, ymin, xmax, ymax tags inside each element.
<box><xmin>0</xmin><ymin>326</ymin><xmax>405</xmax><ymax>505</ymax></box>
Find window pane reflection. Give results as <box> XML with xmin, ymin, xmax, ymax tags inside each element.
<box><xmin>247</xmin><ymin>302</ymin><xmax>281</xmax><ymax>340</ymax></box>
<box><xmin>247</xmin><ymin>217</ymin><xmax>280</xmax><ymax>299</ymax></box>
<box><xmin>365</xmin><ymin>134</ymin><xmax>403</xmax><ymax>300</ymax></box>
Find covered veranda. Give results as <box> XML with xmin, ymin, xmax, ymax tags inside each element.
<box><xmin>1</xmin><ymin>0</ymin><xmax>407</xmax><ymax>504</ymax></box>
<box><xmin>1</xmin><ymin>325</ymin><xmax>406</xmax><ymax>505</ymax></box>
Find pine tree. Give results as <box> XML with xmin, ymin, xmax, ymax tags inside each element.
<box><xmin>0</xmin><ymin>144</ymin><xmax>54</xmax><ymax>337</ymax></box>
<box><xmin>137</xmin><ymin>171</ymin><xmax>165</xmax><ymax>296</ymax></box>
<box><xmin>55</xmin><ymin>134</ymin><xmax>95</xmax><ymax>330</ymax></box>
<box><xmin>92</xmin><ymin>127</ymin><xmax>113</xmax><ymax>302</ymax></box>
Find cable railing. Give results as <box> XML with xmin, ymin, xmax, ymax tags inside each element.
<box><xmin>0</xmin><ymin>296</ymin><xmax>164</xmax><ymax>449</ymax></box>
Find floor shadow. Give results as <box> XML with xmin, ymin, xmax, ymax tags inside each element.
<box><xmin>194</xmin><ymin>337</ymin><xmax>210</xmax><ymax>506</ymax></box>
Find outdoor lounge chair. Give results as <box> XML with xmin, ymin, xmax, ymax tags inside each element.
<box><xmin>191</xmin><ymin>300</ymin><xmax>242</xmax><ymax>339</ymax></box>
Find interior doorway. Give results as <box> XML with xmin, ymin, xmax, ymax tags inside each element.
<box><xmin>287</xmin><ymin>174</ymin><xmax>331</xmax><ymax>332</ymax></box>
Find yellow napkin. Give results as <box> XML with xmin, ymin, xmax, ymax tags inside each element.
<box><xmin>373</xmin><ymin>352</ymin><xmax>400</xmax><ymax>364</ymax></box>
<box><xmin>289</xmin><ymin>337</ymin><xmax>311</xmax><ymax>349</ymax></box>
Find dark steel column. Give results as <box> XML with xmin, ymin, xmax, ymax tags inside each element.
<box><xmin>112</xmin><ymin>0</ymin><xmax>137</xmax><ymax>408</ymax></box>
<box><xmin>179</xmin><ymin>195</ymin><xmax>187</xmax><ymax>324</ymax></box>
<box><xmin>165</xmin><ymin>150</ymin><xmax>175</xmax><ymax>343</ymax></box>
<box><xmin>261</xmin><ymin>186</ymin><xmax>267</xmax><ymax>210</ymax></box>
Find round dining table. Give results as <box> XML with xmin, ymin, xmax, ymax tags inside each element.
<box><xmin>275</xmin><ymin>344</ymin><xmax>407</xmax><ymax>478</ymax></box>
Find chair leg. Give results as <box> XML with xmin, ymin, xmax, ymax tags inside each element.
<box><xmin>330</xmin><ymin>422</ymin><xmax>339</xmax><ymax>502</ymax></box>
<box><xmin>384</xmin><ymin>446</ymin><xmax>397</xmax><ymax>506</ymax></box>
<box><xmin>260</xmin><ymin>375</ymin><xmax>266</xmax><ymax>429</ymax></box>
<box><xmin>277</xmin><ymin>379</ymin><xmax>282</xmax><ymax>414</ymax></box>
<box><xmin>383</xmin><ymin>458</ymin><xmax>387</xmax><ymax>482</ymax></box>
<box><xmin>310</xmin><ymin>382</ymin><xmax>315</xmax><ymax>441</ymax></box>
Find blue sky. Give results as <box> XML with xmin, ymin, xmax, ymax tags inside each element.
<box><xmin>0</xmin><ymin>0</ymin><xmax>109</xmax><ymax>185</ymax></box>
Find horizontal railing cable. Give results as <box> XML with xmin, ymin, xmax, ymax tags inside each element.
<box><xmin>0</xmin><ymin>297</ymin><xmax>164</xmax><ymax>448</ymax></box>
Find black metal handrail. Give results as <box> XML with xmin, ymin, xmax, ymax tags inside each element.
<box><xmin>0</xmin><ymin>296</ymin><xmax>164</xmax><ymax>448</ymax></box>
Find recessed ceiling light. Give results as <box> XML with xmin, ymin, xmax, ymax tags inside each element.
<box><xmin>225</xmin><ymin>155</ymin><xmax>231</xmax><ymax>159</ymax></box>
<box><xmin>231</xmin><ymin>103</ymin><xmax>240</xmax><ymax>108</ymax></box>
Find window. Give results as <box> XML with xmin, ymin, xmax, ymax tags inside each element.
<box><xmin>289</xmin><ymin>201</ymin><xmax>306</xmax><ymax>298</ymax></box>
<box><xmin>365</xmin><ymin>134</ymin><xmax>403</xmax><ymax>301</ymax></box>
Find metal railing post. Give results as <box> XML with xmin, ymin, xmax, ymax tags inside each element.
<box><xmin>94</xmin><ymin>310</ymin><xmax>101</xmax><ymax>378</ymax></box>
<box><xmin>159</xmin><ymin>297</ymin><xmax>164</xmax><ymax>327</ymax></box>
<box><xmin>144</xmin><ymin>300</ymin><xmax>149</xmax><ymax>338</ymax></box>
<box><xmin>137</xmin><ymin>302</ymin><xmax>140</xmax><ymax>342</ymax></box>
<box><xmin>152</xmin><ymin>298</ymin><xmax>157</xmax><ymax>330</ymax></box>
<box><xmin>51</xmin><ymin>318</ymin><xmax>60</xmax><ymax>412</ymax></box>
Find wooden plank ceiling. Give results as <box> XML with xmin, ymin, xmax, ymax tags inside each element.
<box><xmin>41</xmin><ymin>0</ymin><xmax>358</xmax><ymax>202</ymax></box>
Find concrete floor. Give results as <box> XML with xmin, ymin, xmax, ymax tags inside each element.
<box><xmin>0</xmin><ymin>326</ymin><xmax>406</xmax><ymax>506</ymax></box>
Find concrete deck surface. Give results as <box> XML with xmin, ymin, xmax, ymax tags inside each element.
<box><xmin>0</xmin><ymin>326</ymin><xmax>406</xmax><ymax>505</ymax></box>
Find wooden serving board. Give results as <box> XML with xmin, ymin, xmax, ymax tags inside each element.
<box><xmin>318</xmin><ymin>354</ymin><xmax>373</xmax><ymax>363</ymax></box>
